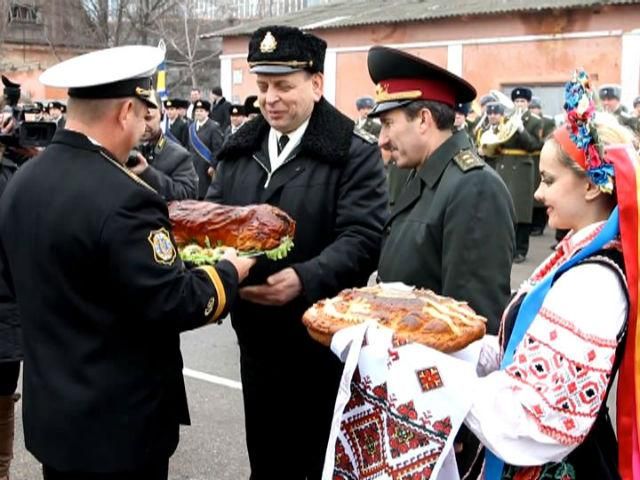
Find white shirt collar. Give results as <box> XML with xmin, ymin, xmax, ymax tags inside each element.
<box><xmin>196</xmin><ymin>117</ymin><xmax>208</xmax><ymax>129</ymax></box>
<box><xmin>268</xmin><ymin>118</ymin><xmax>310</xmax><ymax>173</ymax></box>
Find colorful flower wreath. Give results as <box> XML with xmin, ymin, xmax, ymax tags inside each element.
<box><xmin>562</xmin><ymin>69</ymin><xmax>614</xmax><ymax>193</ymax></box>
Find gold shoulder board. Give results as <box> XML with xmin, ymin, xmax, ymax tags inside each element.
<box><xmin>453</xmin><ymin>149</ymin><xmax>485</xmax><ymax>172</ymax></box>
<box><xmin>353</xmin><ymin>127</ymin><xmax>377</xmax><ymax>144</ymax></box>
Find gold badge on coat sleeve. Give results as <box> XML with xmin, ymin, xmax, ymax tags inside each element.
<box><xmin>148</xmin><ymin>228</ymin><xmax>177</xmax><ymax>265</ymax></box>
<box><xmin>260</xmin><ymin>31</ymin><xmax>277</xmax><ymax>53</ymax></box>
<box><xmin>204</xmin><ymin>296</ymin><xmax>216</xmax><ymax>316</ymax></box>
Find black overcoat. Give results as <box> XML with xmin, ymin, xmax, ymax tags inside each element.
<box><xmin>206</xmin><ymin>97</ymin><xmax>388</xmax><ymax>477</ymax></box>
<box><xmin>188</xmin><ymin>118</ymin><xmax>224</xmax><ymax>199</ymax></box>
<box><xmin>0</xmin><ymin>130</ymin><xmax>238</xmax><ymax>472</ymax></box>
<box><xmin>138</xmin><ymin>135</ymin><xmax>199</xmax><ymax>201</ymax></box>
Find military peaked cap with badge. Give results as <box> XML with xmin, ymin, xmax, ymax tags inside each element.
<box><xmin>529</xmin><ymin>96</ymin><xmax>542</xmax><ymax>109</ymax></box>
<box><xmin>599</xmin><ymin>84</ymin><xmax>622</xmax><ymax>100</ymax></box>
<box><xmin>230</xmin><ymin>104</ymin><xmax>245</xmax><ymax>116</ymax></box>
<box><xmin>164</xmin><ymin>98</ymin><xmax>179</xmax><ymax>109</ymax></box>
<box><xmin>486</xmin><ymin>102</ymin><xmax>505</xmax><ymax>115</ymax></box>
<box><xmin>511</xmin><ymin>87</ymin><xmax>532</xmax><ymax>102</ymax></box>
<box><xmin>455</xmin><ymin>102</ymin><xmax>471</xmax><ymax>115</ymax></box>
<box><xmin>367</xmin><ymin>46</ymin><xmax>476</xmax><ymax>116</ymax></box>
<box><xmin>193</xmin><ymin>99</ymin><xmax>211</xmax><ymax>112</ymax></box>
<box><xmin>480</xmin><ymin>94</ymin><xmax>497</xmax><ymax>107</ymax></box>
<box><xmin>39</xmin><ymin>45</ymin><xmax>163</xmax><ymax>108</ymax></box>
<box><xmin>356</xmin><ymin>96</ymin><xmax>375</xmax><ymax>110</ymax></box>
<box><xmin>247</xmin><ymin>25</ymin><xmax>327</xmax><ymax>74</ymax></box>
<box><xmin>47</xmin><ymin>101</ymin><xmax>65</xmax><ymax>111</ymax></box>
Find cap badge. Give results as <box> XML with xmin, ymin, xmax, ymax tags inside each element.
<box><xmin>135</xmin><ymin>86</ymin><xmax>151</xmax><ymax>98</ymax></box>
<box><xmin>148</xmin><ymin>228</ymin><xmax>176</xmax><ymax>265</ymax></box>
<box><xmin>260</xmin><ymin>31</ymin><xmax>277</xmax><ymax>53</ymax></box>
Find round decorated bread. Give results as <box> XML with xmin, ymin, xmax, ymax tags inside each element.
<box><xmin>302</xmin><ymin>285</ymin><xmax>486</xmax><ymax>352</ymax></box>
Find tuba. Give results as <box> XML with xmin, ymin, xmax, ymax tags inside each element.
<box><xmin>479</xmin><ymin>89</ymin><xmax>523</xmax><ymax>156</ymax></box>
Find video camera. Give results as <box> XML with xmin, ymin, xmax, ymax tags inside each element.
<box><xmin>0</xmin><ymin>75</ymin><xmax>56</xmax><ymax>162</ymax></box>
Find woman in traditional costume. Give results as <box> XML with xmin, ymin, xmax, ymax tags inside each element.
<box><xmin>465</xmin><ymin>70</ymin><xmax>640</xmax><ymax>480</ymax></box>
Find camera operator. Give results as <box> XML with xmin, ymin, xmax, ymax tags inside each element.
<box><xmin>0</xmin><ymin>78</ymin><xmax>24</xmax><ymax>480</ymax></box>
<box><xmin>128</xmin><ymin>95</ymin><xmax>199</xmax><ymax>201</ymax></box>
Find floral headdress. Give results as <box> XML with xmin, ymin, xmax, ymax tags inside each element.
<box><xmin>555</xmin><ymin>69</ymin><xmax>614</xmax><ymax>194</ymax></box>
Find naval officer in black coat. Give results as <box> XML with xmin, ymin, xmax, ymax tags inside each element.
<box><xmin>0</xmin><ymin>45</ymin><xmax>255</xmax><ymax>480</ymax></box>
<box><xmin>206</xmin><ymin>25</ymin><xmax>388</xmax><ymax>479</ymax></box>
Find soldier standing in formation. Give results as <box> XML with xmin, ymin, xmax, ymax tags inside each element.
<box><xmin>477</xmin><ymin>101</ymin><xmax>505</xmax><ymax>170</ymax></box>
<box><xmin>224</xmin><ymin>104</ymin><xmax>246</xmax><ymax>139</ymax></box>
<box><xmin>598</xmin><ymin>84</ymin><xmax>639</xmax><ymax>134</ymax></box>
<box><xmin>188</xmin><ymin>99</ymin><xmax>224</xmax><ymax>198</ymax></box>
<box><xmin>163</xmin><ymin>98</ymin><xmax>189</xmax><ymax>147</ymax></box>
<box><xmin>492</xmin><ymin>87</ymin><xmax>543</xmax><ymax>263</ymax></box>
<box><xmin>354</xmin><ymin>96</ymin><xmax>381</xmax><ymax>138</ymax></box>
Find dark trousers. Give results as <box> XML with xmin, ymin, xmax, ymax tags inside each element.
<box><xmin>516</xmin><ymin>222</ymin><xmax>531</xmax><ymax>256</ymax></box>
<box><xmin>42</xmin><ymin>459</ymin><xmax>169</xmax><ymax>480</ymax></box>
<box><xmin>0</xmin><ymin>362</ymin><xmax>20</xmax><ymax>396</ymax></box>
<box><xmin>239</xmin><ymin>341</ymin><xmax>342</xmax><ymax>480</ymax></box>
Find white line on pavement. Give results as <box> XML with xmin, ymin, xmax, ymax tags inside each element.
<box><xmin>183</xmin><ymin>367</ymin><xmax>243</xmax><ymax>390</ymax></box>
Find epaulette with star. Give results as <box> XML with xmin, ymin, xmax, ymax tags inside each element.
<box><xmin>353</xmin><ymin>126</ymin><xmax>378</xmax><ymax>144</ymax></box>
<box><xmin>453</xmin><ymin>149</ymin><xmax>485</xmax><ymax>172</ymax></box>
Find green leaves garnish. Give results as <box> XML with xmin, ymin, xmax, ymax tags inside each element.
<box><xmin>179</xmin><ymin>236</ymin><xmax>294</xmax><ymax>265</ymax></box>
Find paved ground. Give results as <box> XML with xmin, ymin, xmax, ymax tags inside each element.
<box><xmin>10</xmin><ymin>230</ymin><xmax>558</xmax><ymax>479</ymax></box>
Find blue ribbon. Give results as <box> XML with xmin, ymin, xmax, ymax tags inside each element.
<box><xmin>188</xmin><ymin>122</ymin><xmax>215</xmax><ymax>167</ymax></box>
<box><xmin>484</xmin><ymin>207</ymin><xmax>620</xmax><ymax>479</ymax></box>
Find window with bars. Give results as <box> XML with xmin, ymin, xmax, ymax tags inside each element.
<box><xmin>8</xmin><ymin>2</ymin><xmax>42</xmax><ymax>24</ymax></box>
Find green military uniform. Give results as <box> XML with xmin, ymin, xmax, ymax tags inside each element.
<box><xmin>378</xmin><ymin>131</ymin><xmax>515</xmax><ymax>333</ymax></box>
<box><xmin>493</xmin><ymin>109</ymin><xmax>542</xmax><ymax>256</ymax></box>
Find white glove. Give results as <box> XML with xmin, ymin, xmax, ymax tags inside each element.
<box><xmin>512</xmin><ymin>114</ymin><xmax>525</xmax><ymax>133</ymax></box>
<box><xmin>476</xmin><ymin>335</ymin><xmax>501</xmax><ymax>377</ymax></box>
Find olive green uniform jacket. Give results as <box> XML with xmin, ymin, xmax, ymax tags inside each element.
<box><xmin>493</xmin><ymin>110</ymin><xmax>543</xmax><ymax>223</ymax></box>
<box><xmin>378</xmin><ymin>131</ymin><xmax>515</xmax><ymax>333</ymax></box>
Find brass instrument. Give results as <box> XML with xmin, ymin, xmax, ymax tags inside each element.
<box><xmin>479</xmin><ymin>90</ymin><xmax>523</xmax><ymax>156</ymax></box>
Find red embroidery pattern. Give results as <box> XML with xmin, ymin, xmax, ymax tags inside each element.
<box><xmin>334</xmin><ymin>378</ymin><xmax>453</xmax><ymax>479</ymax></box>
<box><xmin>538</xmin><ymin>307</ymin><xmax>618</xmax><ymax>349</ymax></box>
<box><xmin>416</xmin><ymin>367</ymin><xmax>444</xmax><ymax>392</ymax></box>
<box><xmin>506</xmin><ymin>330</ymin><xmax>612</xmax><ymax>444</ymax></box>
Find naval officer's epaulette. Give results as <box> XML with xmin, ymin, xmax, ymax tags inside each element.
<box><xmin>453</xmin><ymin>149</ymin><xmax>485</xmax><ymax>172</ymax></box>
<box><xmin>353</xmin><ymin>126</ymin><xmax>378</xmax><ymax>144</ymax></box>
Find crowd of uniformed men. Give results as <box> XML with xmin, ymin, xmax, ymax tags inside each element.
<box><xmin>0</xmin><ymin>21</ymin><xmax>640</xmax><ymax>480</ymax></box>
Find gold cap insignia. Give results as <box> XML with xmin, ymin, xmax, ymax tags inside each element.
<box><xmin>135</xmin><ymin>86</ymin><xmax>152</xmax><ymax>98</ymax></box>
<box><xmin>148</xmin><ymin>227</ymin><xmax>176</xmax><ymax>265</ymax></box>
<box><xmin>166</xmin><ymin>101</ymin><xmax>172</xmax><ymax>107</ymax></box>
<box><xmin>260</xmin><ymin>31</ymin><xmax>277</xmax><ymax>53</ymax></box>
<box><xmin>253</xmin><ymin>99</ymin><xmax>259</xmax><ymax>107</ymax></box>
<box><xmin>374</xmin><ymin>82</ymin><xmax>422</xmax><ymax>103</ymax></box>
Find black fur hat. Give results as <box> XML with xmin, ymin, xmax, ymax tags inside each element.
<box><xmin>247</xmin><ymin>25</ymin><xmax>326</xmax><ymax>75</ymax></box>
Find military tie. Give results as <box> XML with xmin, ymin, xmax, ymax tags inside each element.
<box><xmin>277</xmin><ymin>134</ymin><xmax>289</xmax><ymax>156</ymax></box>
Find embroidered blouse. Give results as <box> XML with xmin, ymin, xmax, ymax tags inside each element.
<box><xmin>465</xmin><ymin>222</ymin><xmax>627</xmax><ymax>466</ymax></box>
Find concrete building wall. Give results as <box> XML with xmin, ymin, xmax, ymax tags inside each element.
<box><xmin>219</xmin><ymin>4</ymin><xmax>640</xmax><ymax>119</ymax></box>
